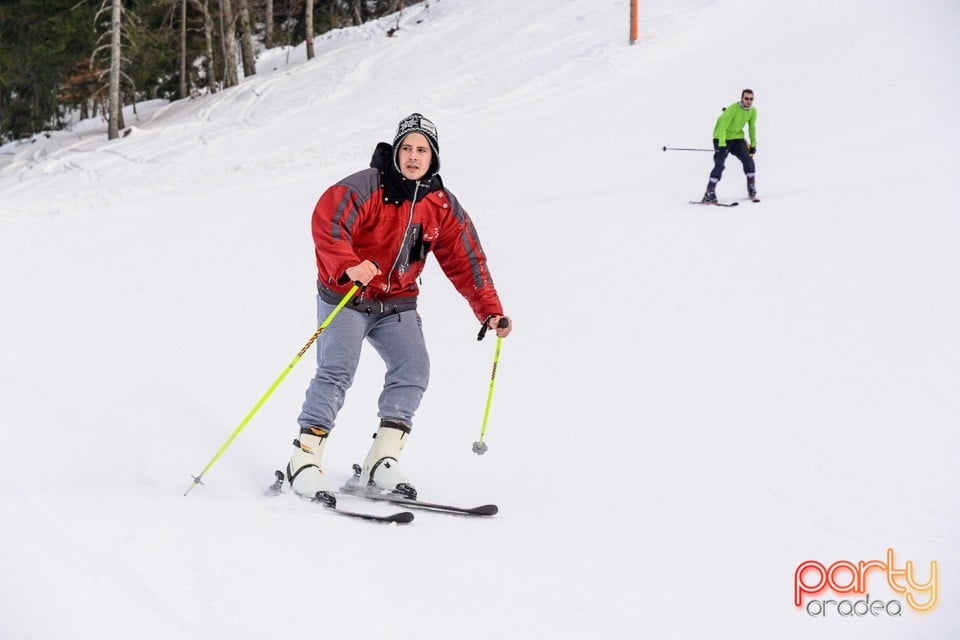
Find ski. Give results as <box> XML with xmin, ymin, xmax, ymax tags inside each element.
<box><xmin>690</xmin><ymin>200</ymin><xmax>739</xmax><ymax>207</ymax></box>
<box><xmin>316</xmin><ymin>497</ymin><xmax>415</xmax><ymax>524</ymax></box>
<box><xmin>341</xmin><ymin>466</ymin><xmax>498</xmax><ymax>516</ymax></box>
<box><xmin>343</xmin><ymin>489</ymin><xmax>498</xmax><ymax>517</ymax></box>
<box><xmin>267</xmin><ymin>470</ymin><xmax>415</xmax><ymax>524</ymax></box>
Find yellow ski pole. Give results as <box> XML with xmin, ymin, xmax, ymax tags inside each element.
<box><xmin>473</xmin><ymin>318</ymin><xmax>509</xmax><ymax>455</ymax></box>
<box><xmin>184</xmin><ymin>284</ymin><xmax>359</xmax><ymax>495</ymax></box>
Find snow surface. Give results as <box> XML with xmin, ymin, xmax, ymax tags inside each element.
<box><xmin>1</xmin><ymin>0</ymin><xmax>958</xmax><ymax>638</ymax></box>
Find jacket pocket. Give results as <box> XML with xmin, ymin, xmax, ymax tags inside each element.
<box><xmin>408</xmin><ymin>223</ymin><xmax>431</xmax><ymax>264</ymax></box>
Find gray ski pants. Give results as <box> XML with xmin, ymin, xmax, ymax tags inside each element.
<box><xmin>297</xmin><ymin>298</ymin><xmax>430</xmax><ymax>431</ymax></box>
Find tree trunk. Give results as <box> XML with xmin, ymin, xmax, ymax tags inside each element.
<box><xmin>108</xmin><ymin>0</ymin><xmax>122</xmax><ymax>139</ymax></box>
<box><xmin>179</xmin><ymin>0</ymin><xmax>188</xmax><ymax>99</ymax></box>
<box><xmin>305</xmin><ymin>0</ymin><xmax>314</xmax><ymax>60</ymax></box>
<box><xmin>219</xmin><ymin>0</ymin><xmax>239</xmax><ymax>87</ymax></box>
<box><xmin>352</xmin><ymin>0</ymin><xmax>362</xmax><ymax>26</ymax></box>
<box><xmin>386</xmin><ymin>0</ymin><xmax>405</xmax><ymax>36</ymax></box>
<box><xmin>236</xmin><ymin>0</ymin><xmax>256</xmax><ymax>77</ymax></box>
<box><xmin>264</xmin><ymin>0</ymin><xmax>273</xmax><ymax>49</ymax></box>
<box><xmin>188</xmin><ymin>0</ymin><xmax>218</xmax><ymax>93</ymax></box>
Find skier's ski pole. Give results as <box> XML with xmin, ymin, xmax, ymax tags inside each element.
<box><xmin>473</xmin><ymin>317</ymin><xmax>509</xmax><ymax>455</ymax></box>
<box><xmin>184</xmin><ymin>284</ymin><xmax>360</xmax><ymax>496</ymax></box>
<box><xmin>662</xmin><ymin>146</ymin><xmax>714</xmax><ymax>152</ymax></box>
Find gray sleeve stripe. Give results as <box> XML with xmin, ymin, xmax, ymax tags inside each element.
<box><xmin>330</xmin><ymin>169</ymin><xmax>379</xmax><ymax>240</ymax></box>
<box><xmin>460</xmin><ymin>220</ymin><xmax>494</xmax><ymax>289</ymax></box>
<box><xmin>443</xmin><ymin>189</ymin><xmax>467</xmax><ymax>224</ymax></box>
<box><xmin>331</xmin><ymin>191</ymin><xmax>357</xmax><ymax>240</ymax></box>
<box><xmin>446</xmin><ymin>189</ymin><xmax>492</xmax><ymax>288</ymax></box>
<box><xmin>460</xmin><ymin>230</ymin><xmax>483</xmax><ymax>288</ymax></box>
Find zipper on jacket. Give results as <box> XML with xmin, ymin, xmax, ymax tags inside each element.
<box><xmin>383</xmin><ymin>180</ymin><xmax>419</xmax><ymax>294</ymax></box>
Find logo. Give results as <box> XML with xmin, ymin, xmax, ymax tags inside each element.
<box><xmin>794</xmin><ymin>548</ymin><xmax>938</xmax><ymax>617</ymax></box>
<box><xmin>397</xmin><ymin>113</ymin><xmax>437</xmax><ymax>142</ymax></box>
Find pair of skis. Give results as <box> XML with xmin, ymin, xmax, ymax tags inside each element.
<box><xmin>266</xmin><ymin>470</ymin><xmax>497</xmax><ymax>524</ymax></box>
<box><xmin>690</xmin><ymin>196</ymin><xmax>761</xmax><ymax>207</ymax></box>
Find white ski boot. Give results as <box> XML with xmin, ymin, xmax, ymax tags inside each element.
<box><xmin>286</xmin><ymin>427</ymin><xmax>330</xmax><ymax>497</ymax></box>
<box><xmin>358</xmin><ymin>420</ymin><xmax>417</xmax><ymax>499</ymax></box>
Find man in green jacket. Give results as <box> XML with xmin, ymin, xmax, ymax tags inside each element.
<box><xmin>703</xmin><ymin>89</ymin><xmax>757</xmax><ymax>202</ymax></box>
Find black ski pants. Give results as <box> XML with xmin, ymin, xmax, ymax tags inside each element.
<box><xmin>709</xmin><ymin>138</ymin><xmax>755</xmax><ymax>181</ymax></box>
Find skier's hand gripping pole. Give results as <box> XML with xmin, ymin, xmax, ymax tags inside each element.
<box><xmin>184</xmin><ymin>284</ymin><xmax>361</xmax><ymax>496</ymax></box>
<box><xmin>473</xmin><ymin>317</ymin><xmax>510</xmax><ymax>455</ymax></box>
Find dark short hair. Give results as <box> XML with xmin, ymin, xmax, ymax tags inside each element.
<box><xmin>742</xmin><ymin>88</ymin><xmax>754</xmax><ymax>98</ymax></box>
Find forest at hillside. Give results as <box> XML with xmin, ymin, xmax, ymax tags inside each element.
<box><xmin>0</xmin><ymin>0</ymin><xmax>410</xmax><ymax>142</ymax></box>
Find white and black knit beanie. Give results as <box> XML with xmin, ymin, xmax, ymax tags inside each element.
<box><xmin>393</xmin><ymin>113</ymin><xmax>440</xmax><ymax>175</ymax></box>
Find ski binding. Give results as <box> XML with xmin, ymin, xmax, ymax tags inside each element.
<box><xmin>340</xmin><ymin>465</ymin><xmax>499</xmax><ymax>517</ymax></box>
<box><xmin>267</xmin><ymin>470</ymin><xmax>414</xmax><ymax>524</ymax></box>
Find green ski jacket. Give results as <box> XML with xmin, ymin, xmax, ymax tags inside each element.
<box><xmin>713</xmin><ymin>102</ymin><xmax>757</xmax><ymax>148</ymax></box>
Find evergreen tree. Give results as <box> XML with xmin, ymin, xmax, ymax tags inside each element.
<box><xmin>0</xmin><ymin>1</ymin><xmax>97</xmax><ymax>141</ymax></box>
<box><xmin>0</xmin><ymin>0</ymin><xmax>422</xmax><ymax>141</ymax></box>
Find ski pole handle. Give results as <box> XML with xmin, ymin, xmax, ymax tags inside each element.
<box><xmin>477</xmin><ymin>315</ymin><xmax>510</xmax><ymax>340</ymax></box>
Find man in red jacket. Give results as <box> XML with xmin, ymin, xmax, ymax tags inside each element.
<box><xmin>286</xmin><ymin>113</ymin><xmax>511</xmax><ymax>500</ymax></box>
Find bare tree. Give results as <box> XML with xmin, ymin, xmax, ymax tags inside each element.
<box><xmin>236</xmin><ymin>0</ymin><xmax>256</xmax><ymax>76</ymax></box>
<box><xmin>386</xmin><ymin>1</ymin><xmax>406</xmax><ymax>37</ymax></box>
<box><xmin>305</xmin><ymin>0</ymin><xmax>315</xmax><ymax>60</ymax></box>
<box><xmin>351</xmin><ymin>0</ymin><xmax>362</xmax><ymax>26</ymax></box>
<box><xmin>93</xmin><ymin>0</ymin><xmax>134</xmax><ymax>139</ymax></box>
<box><xmin>108</xmin><ymin>0</ymin><xmax>122</xmax><ymax>137</ymax></box>
<box><xmin>179</xmin><ymin>0</ymin><xmax>188</xmax><ymax>98</ymax></box>
<box><xmin>168</xmin><ymin>0</ymin><xmax>219</xmax><ymax>95</ymax></box>
<box><xmin>188</xmin><ymin>0</ymin><xmax>218</xmax><ymax>93</ymax></box>
<box><xmin>264</xmin><ymin>0</ymin><xmax>274</xmax><ymax>49</ymax></box>
<box><xmin>219</xmin><ymin>0</ymin><xmax>239</xmax><ymax>87</ymax></box>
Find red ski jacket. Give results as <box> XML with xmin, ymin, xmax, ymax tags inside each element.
<box><xmin>312</xmin><ymin>149</ymin><xmax>503</xmax><ymax>323</ymax></box>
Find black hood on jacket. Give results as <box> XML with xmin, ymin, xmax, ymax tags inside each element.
<box><xmin>370</xmin><ymin>142</ymin><xmax>443</xmax><ymax>205</ymax></box>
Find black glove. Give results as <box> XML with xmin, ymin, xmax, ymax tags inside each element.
<box><xmin>749</xmin><ymin>146</ymin><xmax>757</xmax><ymax>157</ymax></box>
